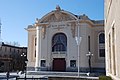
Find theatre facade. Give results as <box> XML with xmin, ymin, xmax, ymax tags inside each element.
<box><xmin>26</xmin><ymin>6</ymin><xmax>105</xmax><ymax>72</ymax></box>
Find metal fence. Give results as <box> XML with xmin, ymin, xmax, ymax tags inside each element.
<box><xmin>16</xmin><ymin>77</ymin><xmax>47</xmax><ymax>80</ymax></box>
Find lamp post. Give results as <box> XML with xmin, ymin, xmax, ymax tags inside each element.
<box><xmin>75</xmin><ymin>19</ymin><xmax>82</xmax><ymax>77</ymax></box>
<box><xmin>21</xmin><ymin>52</ymin><xmax>28</xmax><ymax>80</ymax></box>
<box><xmin>6</xmin><ymin>61</ymin><xmax>10</xmax><ymax>80</ymax></box>
<box><xmin>86</xmin><ymin>51</ymin><xmax>93</xmax><ymax>73</ymax></box>
<box><xmin>25</xmin><ymin>60</ymin><xmax>28</xmax><ymax>80</ymax></box>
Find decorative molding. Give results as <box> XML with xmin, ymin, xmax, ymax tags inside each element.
<box><xmin>70</xmin><ymin>22</ymin><xmax>76</xmax><ymax>38</ymax></box>
<box><xmin>35</xmin><ymin>22</ymin><xmax>49</xmax><ymax>39</ymax></box>
<box><xmin>54</xmin><ymin>8</ymin><xmax>62</xmax><ymax>21</ymax></box>
<box><xmin>42</xmin><ymin>24</ymin><xmax>49</xmax><ymax>39</ymax></box>
<box><xmin>42</xmin><ymin>26</ymin><xmax>46</xmax><ymax>39</ymax></box>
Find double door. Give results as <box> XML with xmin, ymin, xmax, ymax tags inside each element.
<box><xmin>53</xmin><ymin>58</ymin><xmax>66</xmax><ymax>71</ymax></box>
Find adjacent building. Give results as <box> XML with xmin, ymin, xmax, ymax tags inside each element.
<box><xmin>105</xmin><ymin>0</ymin><xmax>120</xmax><ymax>79</ymax></box>
<box><xmin>0</xmin><ymin>42</ymin><xmax>27</xmax><ymax>72</ymax></box>
<box><xmin>27</xmin><ymin>6</ymin><xmax>105</xmax><ymax>73</ymax></box>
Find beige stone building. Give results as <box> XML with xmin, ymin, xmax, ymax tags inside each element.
<box><xmin>26</xmin><ymin>6</ymin><xmax>105</xmax><ymax>73</ymax></box>
<box><xmin>105</xmin><ymin>0</ymin><xmax>120</xmax><ymax>79</ymax></box>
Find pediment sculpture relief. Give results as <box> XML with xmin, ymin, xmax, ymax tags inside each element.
<box><xmin>41</xmin><ymin>5</ymin><xmax>76</xmax><ymax>23</ymax></box>
<box><xmin>41</xmin><ymin>12</ymin><xmax>76</xmax><ymax>23</ymax></box>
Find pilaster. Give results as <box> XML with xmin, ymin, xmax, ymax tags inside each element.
<box><xmin>35</xmin><ymin>26</ymin><xmax>42</xmax><ymax>71</ymax></box>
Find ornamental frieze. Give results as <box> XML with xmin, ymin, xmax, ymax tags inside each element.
<box><xmin>70</xmin><ymin>22</ymin><xmax>76</xmax><ymax>38</ymax></box>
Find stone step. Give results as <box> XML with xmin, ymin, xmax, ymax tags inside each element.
<box><xmin>27</xmin><ymin>71</ymin><xmax>87</xmax><ymax>76</ymax></box>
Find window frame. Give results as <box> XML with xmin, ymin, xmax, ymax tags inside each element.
<box><xmin>41</xmin><ymin>60</ymin><xmax>46</xmax><ymax>67</ymax></box>
<box><xmin>70</xmin><ymin>60</ymin><xmax>76</xmax><ymax>67</ymax></box>
<box><xmin>98</xmin><ymin>32</ymin><xmax>105</xmax><ymax>58</ymax></box>
<box><xmin>52</xmin><ymin>33</ymin><xmax>67</xmax><ymax>52</ymax></box>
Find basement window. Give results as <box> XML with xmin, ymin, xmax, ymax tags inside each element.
<box><xmin>41</xmin><ymin>60</ymin><xmax>46</xmax><ymax>67</ymax></box>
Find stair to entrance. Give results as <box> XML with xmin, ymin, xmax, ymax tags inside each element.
<box><xmin>27</xmin><ymin>71</ymin><xmax>87</xmax><ymax>76</ymax></box>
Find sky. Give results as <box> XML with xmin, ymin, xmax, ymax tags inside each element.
<box><xmin>0</xmin><ymin>0</ymin><xmax>104</xmax><ymax>47</ymax></box>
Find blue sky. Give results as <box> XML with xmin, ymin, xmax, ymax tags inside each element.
<box><xmin>0</xmin><ymin>0</ymin><xmax>104</xmax><ymax>47</ymax></box>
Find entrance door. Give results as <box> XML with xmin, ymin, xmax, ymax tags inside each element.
<box><xmin>53</xmin><ymin>58</ymin><xmax>66</xmax><ymax>71</ymax></box>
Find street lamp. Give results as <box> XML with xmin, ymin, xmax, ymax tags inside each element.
<box><xmin>25</xmin><ymin>60</ymin><xmax>28</xmax><ymax>80</ymax></box>
<box><xmin>75</xmin><ymin>19</ymin><xmax>82</xmax><ymax>77</ymax></box>
<box><xmin>21</xmin><ymin>53</ymin><xmax>26</xmax><ymax>70</ymax></box>
<box><xmin>21</xmin><ymin>52</ymin><xmax>27</xmax><ymax>79</ymax></box>
<box><xmin>86</xmin><ymin>51</ymin><xmax>93</xmax><ymax>73</ymax></box>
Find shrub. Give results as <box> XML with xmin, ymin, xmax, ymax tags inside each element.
<box><xmin>99</xmin><ymin>76</ymin><xmax>112</xmax><ymax>80</ymax></box>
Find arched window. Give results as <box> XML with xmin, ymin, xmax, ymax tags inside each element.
<box><xmin>52</xmin><ymin>33</ymin><xmax>67</xmax><ymax>52</ymax></box>
<box><xmin>98</xmin><ymin>32</ymin><xmax>105</xmax><ymax>57</ymax></box>
<box><xmin>99</xmin><ymin>33</ymin><xmax>105</xmax><ymax>43</ymax></box>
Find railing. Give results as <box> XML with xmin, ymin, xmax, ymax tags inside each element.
<box><xmin>51</xmin><ymin>51</ymin><xmax>67</xmax><ymax>58</ymax></box>
<box><xmin>52</xmin><ymin>51</ymin><xmax>67</xmax><ymax>54</ymax></box>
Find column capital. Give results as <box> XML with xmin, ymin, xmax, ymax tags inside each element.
<box><xmin>36</xmin><ymin>26</ymin><xmax>42</xmax><ymax>30</ymax></box>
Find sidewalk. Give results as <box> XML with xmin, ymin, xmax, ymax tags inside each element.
<box><xmin>0</xmin><ymin>71</ymin><xmax>99</xmax><ymax>80</ymax></box>
<box><xmin>27</xmin><ymin>71</ymin><xmax>99</xmax><ymax>79</ymax></box>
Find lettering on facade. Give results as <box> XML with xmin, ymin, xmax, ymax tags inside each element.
<box><xmin>49</xmin><ymin>23</ymin><xmax>70</xmax><ymax>31</ymax></box>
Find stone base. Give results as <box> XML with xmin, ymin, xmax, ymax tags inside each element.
<box><xmin>41</xmin><ymin>67</ymin><xmax>48</xmax><ymax>71</ymax></box>
<box><xmin>27</xmin><ymin>66</ymin><xmax>105</xmax><ymax>74</ymax></box>
<box><xmin>35</xmin><ymin>67</ymin><xmax>41</xmax><ymax>71</ymax></box>
<box><xmin>66</xmin><ymin>67</ymin><xmax>89</xmax><ymax>72</ymax></box>
<box><xmin>66</xmin><ymin>67</ymin><xmax>105</xmax><ymax>73</ymax></box>
<box><xmin>27</xmin><ymin>67</ymin><xmax>35</xmax><ymax>71</ymax></box>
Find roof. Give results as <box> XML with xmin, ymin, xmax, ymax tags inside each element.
<box><xmin>1</xmin><ymin>42</ymin><xmax>27</xmax><ymax>49</ymax></box>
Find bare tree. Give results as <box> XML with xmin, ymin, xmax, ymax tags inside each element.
<box><xmin>5</xmin><ymin>41</ymin><xmax>20</xmax><ymax>46</ymax></box>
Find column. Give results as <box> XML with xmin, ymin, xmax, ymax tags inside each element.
<box><xmin>35</xmin><ymin>26</ymin><xmax>42</xmax><ymax>71</ymax></box>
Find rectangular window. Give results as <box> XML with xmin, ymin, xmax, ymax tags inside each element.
<box><xmin>70</xmin><ymin>60</ymin><xmax>76</xmax><ymax>67</ymax></box>
<box><xmin>0</xmin><ymin>46</ymin><xmax>2</xmax><ymax>50</ymax></box>
<box><xmin>88</xmin><ymin>36</ymin><xmax>90</xmax><ymax>51</ymax></box>
<box><xmin>109</xmin><ymin>34</ymin><xmax>112</xmax><ymax>73</ymax></box>
<box><xmin>10</xmin><ymin>48</ymin><xmax>11</xmax><ymax>52</ymax></box>
<box><xmin>5</xmin><ymin>47</ymin><xmax>7</xmax><ymax>52</ymax></box>
<box><xmin>18</xmin><ymin>50</ymin><xmax>19</xmax><ymax>53</ymax></box>
<box><xmin>35</xmin><ymin>50</ymin><xmax>36</xmax><ymax>57</ymax></box>
<box><xmin>35</xmin><ymin>38</ymin><xmax>36</xmax><ymax>46</ymax></box>
<box><xmin>14</xmin><ymin>49</ymin><xmax>15</xmax><ymax>53</ymax></box>
<box><xmin>112</xmin><ymin>27</ymin><xmax>116</xmax><ymax>75</ymax></box>
<box><xmin>41</xmin><ymin>60</ymin><xmax>46</xmax><ymax>67</ymax></box>
<box><xmin>99</xmin><ymin>49</ymin><xmax>105</xmax><ymax>57</ymax></box>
